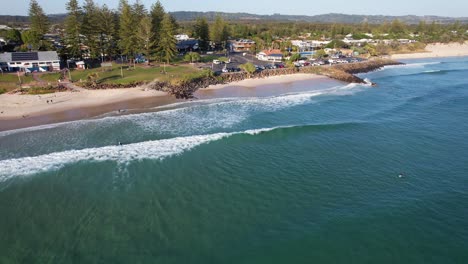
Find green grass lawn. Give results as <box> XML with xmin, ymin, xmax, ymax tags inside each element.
<box><xmin>71</xmin><ymin>64</ymin><xmax>200</xmax><ymax>85</ymax></box>
<box><xmin>0</xmin><ymin>73</ymin><xmax>34</xmax><ymax>83</ymax></box>
<box><xmin>40</xmin><ymin>72</ymin><xmax>61</xmax><ymax>82</ymax></box>
<box><xmin>0</xmin><ymin>73</ymin><xmax>35</xmax><ymax>92</ymax></box>
<box><xmin>0</xmin><ymin>63</ymin><xmax>202</xmax><ymax>91</ymax></box>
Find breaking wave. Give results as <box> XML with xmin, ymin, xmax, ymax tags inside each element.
<box><xmin>0</xmin><ymin>121</ymin><xmax>366</xmax><ymax>181</ymax></box>
<box><xmin>0</xmin><ymin>83</ymin><xmax>365</xmax><ymax>138</ymax></box>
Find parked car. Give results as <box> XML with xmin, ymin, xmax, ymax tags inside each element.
<box><xmin>213</xmin><ymin>59</ymin><xmax>221</xmax><ymax>64</ymax></box>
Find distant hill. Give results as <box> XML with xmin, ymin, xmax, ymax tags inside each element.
<box><xmin>0</xmin><ymin>14</ymin><xmax>66</xmax><ymax>25</ymax></box>
<box><xmin>1</xmin><ymin>12</ymin><xmax>467</xmax><ymax>26</ymax></box>
<box><xmin>170</xmin><ymin>11</ymin><xmax>468</xmax><ymax>24</ymax></box>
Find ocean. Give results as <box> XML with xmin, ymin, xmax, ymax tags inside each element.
<box><xmin>0</xmin><ymin>57</ymin><xmax>467</xmax><ymax>263</ymax></box>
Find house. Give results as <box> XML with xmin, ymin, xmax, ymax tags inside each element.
<box><xmin>176</xmin><ymin>39</ymin><xmax>199</xmax><ymax>53</ymax></box>
<box><xmin>257</xmin><ymin>49</ymin><xmax>283</xmax><ymax>62</ymax></box>
<box><xmin>291</xmin><ymin>40</ymin><xmax>330</xmax><ymax>51</ymax></box>
<box><xmin>0</xmin><ymin>51</ymin><xmax>60</xmax><ymax>72</ymax></box>
<box><xmin>175</xmin><ymin>34</ymin><xmax>190</xmax><ymax>41</ymax></box>
<box><xmin>231</xmin><ymin>39</ymin><xmax>255</xmax><ymax>52</ymax></box>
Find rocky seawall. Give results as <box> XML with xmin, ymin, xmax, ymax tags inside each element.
<box><xmin>82</xmin><ymin>59</ymin><xmax>403</xmax><ymax>99</ymax></box>
<box><xmin>151</xmin><ymin>59</ymin><xmax>403</xmax><ymax>98</ymax></box>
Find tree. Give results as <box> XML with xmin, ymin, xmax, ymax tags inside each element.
<box><xmin>96</xmin><ymin>5</ymin><xmax>118</xmax><ymax>60</ymax></box>
<box><xmin>210</xmin><ymin>15</ymin><xmax>229</xmax><ymax>45</ymax></box>
<box><xmin>119</xmin><ymin>0</ymin><xmax>138</xmax><ymax>62</ymax></box>
<box><xmin>193</xmin><ymin>17</ymin><xmax>209</xmax><ymax>51</ymax></box>
<box><xmin>29</xmin><ymin>0</ymin><xmax>49</xmax><ymax>37</ymax></box>
<box><xmin>289</xmin><ymin>53</ymin><xmax>301</xmax><ymax>62</ymax></box>
<box><xmin>157</xmin><ymin>14</ymin><xmax>177</xmax><ymax>63</ymax></box>
<box><xmin>21</xmin><ymin>30</ymin><xmax>41</xmax><ymax>50</ymax></box>
<box><xmin>82</xmin><ymin>0</ymin><xmax>100</xmax><ymax>58</ymax></box>
<box><xmin>183</xmin><ymin>52</ymin><xmax>201</xmax><ymax>63</ymax></box>
<box><xmin>169</xmin><ymin>14</ymin><xmax>179</xmax><ymax>31</ymax></box>
<box><xmin>137</xmin><ymin>16</ymin><xmax>155</xmax><ymax>64</ymax></box>
<box><xmin>390</xmin><ymin>19</ymin><xmax>407</xmax><ymax>35</ymax></box>
<box><xmin>325</xmin><ymin>40</ymin><xmax>348</xmax><ymax>49</ymax></box>
<box><xmin>64</xmin><ymin>0</ymin><xmax>82</xmax><ymax>59</ymax></box>
<box><xmin>240</xmin><ymin>62</ymin><xmax>256</xmax><ymax>76</ymax></box>
<box><xmin>313</xmin><ymin>49</ymin><xmax>327</xmax><ymax>59</ymax></box>
<box><xmin>150</xmin><ymin>1</ymin><xmax>165</xmax><ymax>50</ymax></box>
<box><xmin>6</xmin><ymin>29</ymin><xmax>22</xmax><ymax>44</ymax></box>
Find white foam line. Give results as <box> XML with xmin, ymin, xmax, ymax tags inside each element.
<box><xmin>0</xmin><ymin>124</ymin><xmax>305</xmax><ymax>180</ymax></box>
<box><xmin>383</xmin><ymin>61</ymin><xmax>441</xmax><ymax>69</ymax></box>
<box><xmin>0</xmin><ymin>83</ymin><xmax>365</xmax><ymax>138</ymax></box>
<box><xmin>0</xmin><ymin>132</ymin><xmax>233</xmax><ymax>181</ymax></box>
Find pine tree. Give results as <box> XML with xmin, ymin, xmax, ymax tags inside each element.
<box><xmin>28</xmin><ymin>0</ymin><xmax>49</xmax><ymax>47</ymax></box>
<box><xmin>96</xmin><ymin>5</ymin><xmax>118</xmax><ymax>60</ymax></box>
<box><xmin>133</xmin><ymin>0</ymin><xmax>147</xmax><ymax>24</ymax></box>
<box><xmin>169</xmin><ymin>14</ymin><xmax>179</xmax><ymax>31</ymax></box>
<box><xmin>210</xmin><ymin>15</ymin><xmax>229</xmax><ymax>46</ymax></box>
<box><xmin>194</xmin><ymin>17</ymin><xmax>209</xmax><ymax>51</ymax></box>
<box><xmin>119</xmin><ymin>0</ymin><xmax>138</xmax><ymax>61</ymax></box>
<box><xmin>137</xmin><ymin>16</ymin><xmax>155</xmax><ymax>64</ymax></box>
<box><xmin>82</xmin><ymin>0</ymin><xmax>100</xmax><ymax>58</ymax></box>
<box><xmin>158</xmin><ymin>14</ymin><xmax>177</xmax><ymax>63</ymax></box>
<box><xmin>64</xmin><ymin>0</ymin><xmax>82</xmax><ymax>59</ymax></box>
<box><xmin>150</xmin><ymin>1</ymin><xmax>165</xmax><ymax>50</ymax></box>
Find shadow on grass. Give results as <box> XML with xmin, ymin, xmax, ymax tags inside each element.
<box><xmin>97</xmin><ymin>75</ymin><xmax>122</xmax><ymax>84</ymax></box>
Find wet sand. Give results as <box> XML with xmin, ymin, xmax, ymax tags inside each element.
<box><xmin>0</xmin><ymin>93</ymin><xmax>177</xmax><ymax>132</ymax></box>
<box><xmin>0</xmin><ymin>74</ymin><xmax>340</xmax><ymax>132</ymax></box>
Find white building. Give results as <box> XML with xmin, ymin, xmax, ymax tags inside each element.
<box><xmin>291</xmin><ymin>40</ymin><xmax>330</xmax><ymax>50</ymax></box>
<box><xmin>257</xmin><ymin>49</ymin><xmax>283</xmax><ymax>62</ymax></box>
<box><xmin>0</xmin><ymin>25</ymin><xmax>12</xmax><ymax>30</ymax></box>
<box><xmin>0</xmin><ymin>51</ymin><xmax>60</xmax><ymax>72</ymax></box>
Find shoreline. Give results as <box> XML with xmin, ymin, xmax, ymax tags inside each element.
<box><xmin>1</xmin><ymin>45</ymin><xmax>466</xmax><ymax>132</ymax></box>
<box><xmin>205</xmin><ymin>74</ymin><xmax>328</xmax><ymax>90</ymax></box>
<box><xmin>0</xmin><ymin>87</ymin><xmax>177</xmax><ymax>132</ymax></box>
<box><xmin>391</xmin><ymin>42</ymin><xmax>468</xmax><ymax>60</ymax></box>
<box><xmin>0</xmin><ymin>74</ymin><xmax>331</xmax><ymax>132</ymax></box>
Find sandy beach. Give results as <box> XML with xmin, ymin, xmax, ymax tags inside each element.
<box><xmin>0</xmin><ymin>86</ymin><xmax>169</xmax><ymax>119</ymax></box>
<box><xmin>391</xmin><ymin>42</ymin><xmax>468</xmax><ymax>59</ymax></box>
<box><xmin>205</xmin><ymin>73</ymin><xmax>328</xmax><ymax>90</ymax></box>
<box><xmin>0</xmin><ymin>73</ymin><xmax>330</xmax><ymax>131</ymax></box>
<box><xmin>0</xmin><ymin>87</ymin><xmax>177</xmax><ymax>131</ymax></box>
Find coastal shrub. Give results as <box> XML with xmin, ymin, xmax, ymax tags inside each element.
<box><xmin>27</xmin><ymin>85</ymin><xmax>57</xmax><ymax>95</ymax></box>
<box><xmin>218</xmin><ymin>57</ymin><xmax>229</xmax><ymax>63</ymax></box>
<box><xmin>200</xmin><ymin>55</ymin><xmax>219</xmax><ymax>63</ymax></box>
<box><xmin>184</xmin><ymin>52</ymin><xmax>201</xmax><ymax>63</ymax></box>
<box><xmin>0</xmin><ymin>88</ymin><xmax>6</xmax><ymax>94</ymax></box>
<box><xmin>326</xmin><ymin>40</ymin><xmax>349</xmax><ymax>49</ymax></box>
<box><xmin>239</xmin><ymin>62</ymin><xmax>256</xmax><ymax>75</ymax></box>
<box><xmin>289</xmin><ymin>53</ymin><xmax>301</xmax><ymax>62</ymax></box>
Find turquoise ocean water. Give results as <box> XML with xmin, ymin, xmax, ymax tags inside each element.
<box><xmin>0</xmin><ymin>57</ymin><xmax>467</xmax><ymax>263</ymax></box>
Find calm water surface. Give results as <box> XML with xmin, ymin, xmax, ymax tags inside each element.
<box><xmin>0</xmin><ymin>57</ymin><xmax>467</xmax><ymax>263</ymax></box>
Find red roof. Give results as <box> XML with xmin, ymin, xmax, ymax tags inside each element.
<box><xmin>263</xmin><ymin>49</ymin><xmax>283</xmax><ymax>56</ymax></box>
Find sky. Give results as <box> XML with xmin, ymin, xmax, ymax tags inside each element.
<box><xmin>1</xmin><ymin>0</ymin><xmax>467</xmax><ymax>17</ymax></box>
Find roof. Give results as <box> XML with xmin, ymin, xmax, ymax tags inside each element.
<box><xmin>262</xmin><ymin>49</ymin><xmax>283</xmax><ymax>56</ymax></box>
<box><xmin>176</xmin><ymin>39</ymin><xmax>199</xmax><ymax>49</ymax></box>
<box><xmin>0</xmin><ymin>51</ymin><xmax>59</xmax><ymax>63</ymax></box>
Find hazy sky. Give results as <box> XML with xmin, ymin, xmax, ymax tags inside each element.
<box><xmin>2</xmin><ymin>0</ymin><xmax>467</xmax><ymax>17</ymax></box>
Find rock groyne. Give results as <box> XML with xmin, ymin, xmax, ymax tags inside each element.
<box><xmin>82</xmin><ymin>59</ymin><xmax>403</xmax><ymax>99</ymax></box>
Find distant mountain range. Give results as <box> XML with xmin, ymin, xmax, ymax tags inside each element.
<box><xmin>170</xmin><ymin>12</ymin><xmax>468</xmax><ymax>24</ymax></box>
<box><xmin>1</xmin><ymin>12</ymin><xmax>467</xmax><ymax>26</ymax></box>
